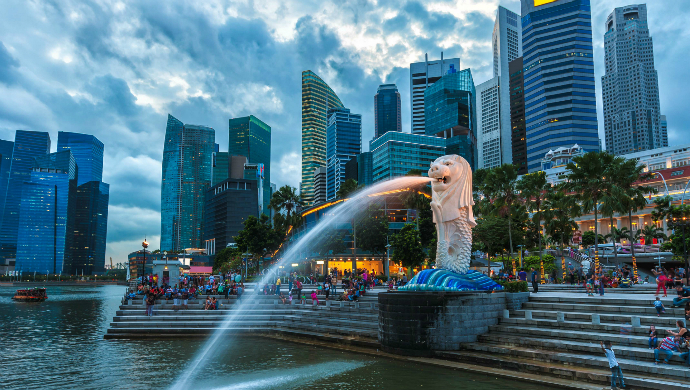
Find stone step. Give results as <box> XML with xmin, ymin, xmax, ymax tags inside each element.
<box><xmin>489</xmin><ymin>324</ymin><xmax>658</xmax><ymax>348</ymax></box>
<box><xmin>499</xmin><ymin>317</ymin><xmax>677</xmax><ymax>337</ymax></box>
<box><xmin>110</xmin><ymin>321</ymin><xmax>284</xmax><ymax>328</ymax></box>
<box><xmin>438</xmin><ymin>348</ymin><xmax>689</xmax><ymax>390</ymax></box>
<box><xmin>462</xmin><ymin>342</ymin><xmax>690</xmax><ymax>381</ymax></box>
<box><xmin>528</xmin><ymin>295</ymin><xmax>679</xmax><ymax>306</ymax></box>
<box><xmin>113</xmin><ymin>314</ymin><xmax>296</xmax><ymax>322</ymax></box>
<box><xmin>511</xmin><ymin>309</ymin><xmax>684</xmax><ymax>327</ymax></box>
<box><xmin>521</xmin><ymin>302</ymin><xmax>685</xmax><ymax>316</ymax></box>
<box><xmin>477</xmin><ymin>334</ymin><xmax>690</xmax><ymax>369</ymax></box>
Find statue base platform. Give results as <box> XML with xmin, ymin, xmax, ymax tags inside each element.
<box><xmin>398</xmin><ymin>269</ymin><xmax>503</xmax><ymax>292</ymax></box>
<box><xmin>378</xmin><ymin>291</ymin><xmax>509</xmax><ymax>355</ymax></box>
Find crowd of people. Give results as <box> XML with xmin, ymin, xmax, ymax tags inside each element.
<box><xmin>125</xmin><ymin>272</ymin><xmax>247</xmax><ymax>316</ymax></box>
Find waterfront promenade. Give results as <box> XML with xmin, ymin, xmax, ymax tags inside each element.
<box><xmin>105</xmin><ymin>284</ymin><xmax>689</xmax><ymax>389</ymax></box>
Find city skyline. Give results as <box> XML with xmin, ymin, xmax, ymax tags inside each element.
<box><xmin>1</xmin><ymin>0</ymin><xmax>689</xmax><ymax>262</ymax></box>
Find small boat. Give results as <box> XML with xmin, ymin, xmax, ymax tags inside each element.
<box><xmin>12</xmin><ymin>287</ymin><xmax>48</xmax><ymax>302</ymax></box>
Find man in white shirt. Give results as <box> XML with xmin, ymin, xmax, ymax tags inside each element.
<box><xmin>600</xmin><ymin>341</ymin><xmax>625</xmax><ymax>389</ymax></box>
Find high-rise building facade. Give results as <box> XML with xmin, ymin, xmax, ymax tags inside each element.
<box><xmin>493</xmin><ymin>6</ymin><xmax>523</xmax><ymax>165</ymax></box>
<box><xmin>326</xmin><ymin>108</ymin><xmax>361</xmax><ymax>201</ymax></box>
<box><xmin>57</xmin><ymin>132</ymin><xmax>104</xmax><ymax>185</ymax></box>
<box><xmin>72</xmin><ymin>180</ymin><xmax>109</xmax><ymax>274</ymax></box>
<box><xmin>0</xmin><ymin>130</ymin><xmax>51</xmax><ymax>263</ymax></box>
<box><xmin>476</xmin><ymin>77</ymin><xmax>501</xmax><ymax>169</ymax></box>
<box><xmin>229</xmin><ymin>115</ymin><xmax>271</xmax><ymax>213</ymax></box>
<box><xmin>602</xmin><ymin>4</ymin><xmax>665</xmax><ymax>155</ymax></box>
<box><xmin>521</xmin><ymin>0</ymin><xmax>599</xmax><ymax>172</ymax></box>
<box><xmin>212</xmin><ymin>151</ymin><xmax>230</xmax><ymax>186</ymax></box>
<box><xmin>509</xmin><ymin>57</ymin><xmax>528</xmax><ymax>175</ymax></box>
<box><xmin>371</xmin><ymin>132</ymin><xmax>446</xmax><ymax>183</ymax></box>
<box><xmin>424</xmin><ymin>68</ymin><xmax>477</xmax><ymax>169</ymax></box>
<box><xmin>16</xmin><ymin>151</ymin><xmax>77</xmax><ymax>274</ymax></box>
<box><xmin>313</xmin><ymin>167</ymin><xmax>327</xmax><ymax>205</ymax></box>
<box><xmin>374</xmin><ymin>84</ymin><xmax>402</xmax><ymax>139</ymax></box>
<box><xmin>0</xmin><ymin>140</ymin><xmax>13</xmax><ymax>231</ymax></box>
<box><xmin>161</xmin><ymin>114</ymin><xmax>215</xmax><ymax>252</ymax></box>
<box><xmin>203</xmin><ymin>178</ymin><xmax>260</xmax><ymax>254</ymax></box>
<box><xmin>410</xmin><ymin>55</ymin><xmax>461</xmax><ymax>135</ymax></box>
<box><xmin>357</xmin><ymin>152</ymin><xmax>373</xmax><ymax>187</ymax></box>
<box><xmin>301</xmin><ymin>70</ymin><xmax>344</xmax><ymax>206</ymax></box>
<box><xmin>660</xmin><ymin>115</ymin><xmax>668</xmax><ymax>146</ymax></box>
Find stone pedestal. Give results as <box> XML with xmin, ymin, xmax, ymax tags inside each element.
<box><xmin>378</xmin><ymin>291</ymin><xmax>507</xmax><ymax>356</ymax></box>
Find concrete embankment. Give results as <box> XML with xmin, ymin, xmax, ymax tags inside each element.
<box><xmin>1</xmin><ymin>281</ymin><xmax>127</xmax><ymax>286</ymax></box>
<box><xmin>105</xmin><ymin>287</ymin><xmax>689</xmax><ymax>390</ymax></box>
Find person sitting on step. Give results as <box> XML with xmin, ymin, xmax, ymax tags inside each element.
<box><xmin>654</xmin><ymin>335</ymin><xmax>681</xmax><ymax>364</ymax></box>
<box><xmin>654</xmin><ymin>297</ymin><xmax>666</xmax><ymax>316</ymax></box>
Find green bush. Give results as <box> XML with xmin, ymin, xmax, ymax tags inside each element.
<box><xmin>502</xmin><ymin>280</ymin><xmax>528</xmax><ymax>293</ymax></box>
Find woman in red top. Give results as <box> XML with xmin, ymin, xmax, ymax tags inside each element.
<box><xmin>653</xmin><ymin>269</ymin><xmax>669</xmax><ymax>297</ymax></box>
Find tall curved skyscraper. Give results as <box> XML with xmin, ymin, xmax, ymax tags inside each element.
<box><xmin>161</xmin><ymin>114</ymin><xmax>214</xmax><ymax>252</ymax></box>
<box><xmin>301</xmin><ymin>70</ymin><xmax>343</xmax><ymax>206</ymax></box>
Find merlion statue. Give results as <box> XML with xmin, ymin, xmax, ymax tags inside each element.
<box><xmin>399</xmin><ymin>155</ymin><xmax>502</xmax><ymax>292</ymax></box>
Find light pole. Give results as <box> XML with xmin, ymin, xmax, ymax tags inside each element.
<box><xmin>242</xmin><ymin>248</ymin><xmax>252</xmax><ymax>283</ymax></box>
<box><xmin>385</xmin><ymin>238</ymin><xmax>392</xmax><ymax>281</ymax></box>
<box><xmin>141</xmin><ymin>238</ymin><xmax>149</xmax><ymax>286</ymax></box>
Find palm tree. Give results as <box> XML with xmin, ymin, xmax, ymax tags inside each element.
<box><xmin>544</xmin><ymin>185</ymin><xmax>581</xmax><ymax>282</ymax></box>
<box><xmin>269</xmin><ymin>185</ymin><xmax>302</xmax><ymax>217</ymax></box>
<box><xmin>483</xmin><ymin>164</ymin><xmax>521</xmax><ymax>261</ymax></box>
<box><xmin>565</xmin><ymin>152</ymin><xmax>620</xmax><ymax>270</ymax></box>
<box><xmin>617</xmin><ymin>158</ymin><xmax>655</xmax><ymax>280</ymax></box>
<box><xmin>640</xmin><ymin>225</ymin><xmax>666</xmax><ymax>246</ymax></box>
<box><xmin>517</xmin><ymin>171</ymin><xmax>552</xmax><ymax>280</ymax></box>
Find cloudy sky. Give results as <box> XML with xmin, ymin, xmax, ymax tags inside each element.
<box><xmin>1</xmin><ymin>0</ymin><xmax>689</xmax><ymax>262</ymax></box>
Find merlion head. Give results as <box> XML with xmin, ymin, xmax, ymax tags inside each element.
<box><xmin>428</xmin><ymin>155</ymin><xmax>475</xmax><ymax>225</ymax></box>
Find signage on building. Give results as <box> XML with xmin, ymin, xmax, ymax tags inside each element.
<box><xmin>535</xmin><ymin>0</ymin><xmax>558</xmax><ymax>6</ymax></box>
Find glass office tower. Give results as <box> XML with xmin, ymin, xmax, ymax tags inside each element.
<box><xmin>161</xmin><ymin>114</ymin><xmax>215</xmax><ymax>252</ymax></box>
<box><xmin>57</xmin><ymin>132</ymin><xmax>104</xmax><ymax>185</ymax></box>
<box><xmin>16</xmin><ymin>151</ymin><xmax>77</xmax><ymax>274</ymax></box>
<box><xmin>301</xmin><ymin>70</ymin><xmax>344</xmax><ymax>206</ymax></box>
<box><xmin>229</xmin><ymin>115</ymin><xmax>271</xmax><ymax>214</ymax></box>
<box><xmin>0</xmin><ymin>140</ymin><xmax>14</xmax><ymax>230</ymax></box>
<box><xmin>0</xmin><ymin>131</ymin><xmax>51</xmax><ymax>263</ymax></box>
<box><xmin>326</xmin><ymin>108</ymin><xmax>362</xmax><ymax>201</ymax></box>
<box><xmin>371</xmin><ymin>132</ymin><xmax>446</xmax><ymax>183</ymax></box>
<box><xmin>71</xmin><ymin>181</ymin><xmax>109</xmax><ymax>274</ymax></box>
<box><xmin>374</xmin><ymin>84</ymin><xmax>402</xmax><ymax>139</ymax></box>
<box><xmin>424</xmin><ymin>68</ymin><xmax>477</xmax><ymax>168</ymax></box>
<box><xmin>521</xmin><ymin>0</ymin><xmax>599</xmax><ymax>172</ymax></box>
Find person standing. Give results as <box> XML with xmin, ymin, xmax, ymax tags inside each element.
<box><xmin>275</xmin><ymin>277</ymin><xmax>281</xmax><ymax>295</ymax></box>
<box><xmin>145</xmin><ymin>292</ymin><xmax>155</xmax><ymax>317</ymax></box>
<box><xmin>600</xmin><ymin>341</ymin><xmax>625</xmax><ymax>389</ymax></box>
<box><xmin>324</xmin><ymin>280</ymin><xmax>330</xmax><ymax>301</ymax></box>
<box><xmin>518</xmin><ymin>268</ymin><xmax>527</xmax><ymax>282</ymax></box>
<box><xmin>530</xmin><ymin>267</ymin><xmax>539</xmax><ymax>293</ymax></box>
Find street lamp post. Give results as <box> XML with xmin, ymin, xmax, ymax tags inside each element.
<box><xmin>242</xmin><ymin>249</ymin><xmax>252</xmax><ymax>283</ymax></box>
<box><xmin>141</xmin><ymin>238</ymin><xmax>149</xmax><ymax>286</ymax></box>
<box><xmin>385</xmin><ymin>238</ymin><xmax>392</xmax><ymax>282</ymax></box>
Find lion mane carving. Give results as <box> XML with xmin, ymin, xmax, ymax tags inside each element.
<box><xmin>428</xmin><ymin>155</ymin><xmax>475</xmax><ymax>275</ymax></box>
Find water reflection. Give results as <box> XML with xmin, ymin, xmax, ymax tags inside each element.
<box><xmin>0</xmin><ymin>286</ymin><xmax>555</xmax><ymax>390</ymax></box>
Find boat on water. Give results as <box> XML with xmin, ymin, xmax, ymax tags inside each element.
<box><xmin>12</xmin><ymin>287</ymin><xmax>48</xmax><ymax>302</ymax></box>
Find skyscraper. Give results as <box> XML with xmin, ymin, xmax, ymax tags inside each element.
<box><xmin>212</xmin><ymin>152</ymin><xmax>230</xmax><ymax>186</ymax></box>
<box><xmin>229</xmin><ymin>115</ymin><xmax>271</xmax><ymax>213</ymax></box>
<box><xmin>660</xmin><ymin>115</ymin><xmax>668</xmax><ymax>146</ymax></box>
<box><xmin>424</xmin><ymin>68</ymin><xmax>477</xmax><ymax>169</ymax></box>
<box><xmin>493</xmin><ymin>6</ymin><xmax>523</xmax><ymax>165</ymax></box>
<box><xmin>602</xmin><ymin>4</ymin><xmax>665</xmax><ymax>155</ymax></box>
<box><xmin>161</xmin><ymin>114</ymin><xmax>215</xmax><ymax>252</ymax></box>
<box><xmin>374</xmin><ymin>84</ymin><xmax>402</xmax><ymax>139</ymax></box>
<box><xmin>301</xmin><ymin>70</ymin><xmax>344</xmax><ymax>206</ymax></box>
<box><xmin>371</xmin><ymin>132</ymin><xmax>446</xmax><ymax>183</ymax></box>
<box><xmin>326</xmin><ymin>108</ymin><xmax>361</xmax><ymax>201</ymax></box>
<box><xmin>0</xmin><ymin>130</ymin><xmax>51</xmax><ymax>263</ymax></box>
<box><xmin>410</xmin><ymin>55</ymin><xmax>461</xmax><ymax>135</ymax></box>
<box><xmin>58</xmin><ymin>131</ymin><xmax>109</xmax><ymax>275</ymax></box>
<box><xmin>476</xmin><ymin>77</ymin><xmax>501</xmax><ymax>169</ymax></box>
<box><xmin>16</xmin><ymin>151</ymin><xmax>77</xmax><ymax>274</ymax></box>
<box><xmin>521</xmin><ymin>0</ymin><xmax>599</xmax><ymax>172</ymax></box>
<box><xmin>0</xmin><ymin>140</ymin><xmax>14</xmax><ymax>230</ymax></box>
<box><xmin>509</xmin><ymin>57</ymin><xmax>528</xmax><ymax>175</ymax></box>
<box><xmin>72</xmin><ymin>180</ymin><xmax>109</xmax><ymax>274</ymax></box>
<box><xmin>313</xmin><ymin>167</ymin><xmax>327</xmax><ymax>205</ymax></box>
<box><xmin>57</xmin><ymin>132</ymin><xmax>104</xmax><ymax>185</ymax></box>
